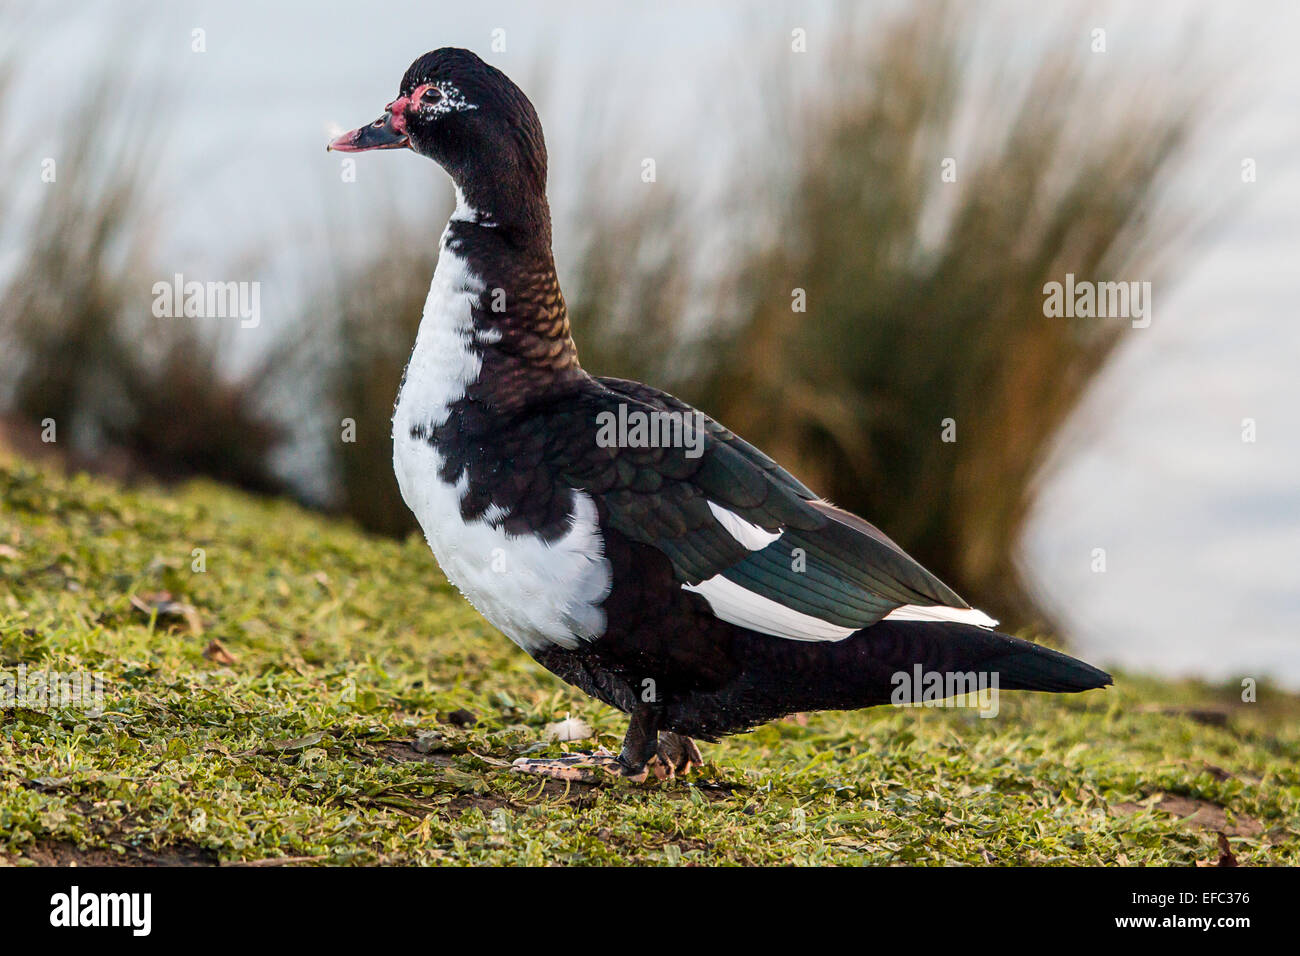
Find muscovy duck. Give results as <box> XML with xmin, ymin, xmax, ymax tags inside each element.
<box><xmin>328</xmin><ymin>48</ymin><xmax>1111</xmax><ymax>782</ymax></box>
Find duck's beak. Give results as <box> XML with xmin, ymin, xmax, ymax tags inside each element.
<box><xmin>327</xmin><ymin>109</ymin><xmax>409</xmax><ymax>152</ymax></box>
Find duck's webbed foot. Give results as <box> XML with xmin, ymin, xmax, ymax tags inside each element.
<box><xmin>653</xmin><ymin>731</ymin><xmax>704</xmax><ymax>778</ymax></box>
<box><xmin>510</xmin><ymin>705</ymin><xmax>704</xmax><ymax>784</ymax></box>
<box><xmin>510</xmin><ymin>747</ymin><xmax>644</xmax><ymax>783</ymax></box>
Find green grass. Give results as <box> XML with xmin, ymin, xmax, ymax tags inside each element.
<box><xmin>0</xmin><ymin>452</ymin><xmax>1296</xmax><ymax>866</ymax></box>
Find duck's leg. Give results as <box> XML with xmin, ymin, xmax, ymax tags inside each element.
<box><xmin>511</xmin><ymin>705</ymin><xmax>703</xmax><ymax>783</ymax></box>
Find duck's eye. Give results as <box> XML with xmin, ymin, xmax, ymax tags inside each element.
<box><xmin>421</xmin><ymin>87</ymin><xmax>444</xmax><ymax>107</ymax></box>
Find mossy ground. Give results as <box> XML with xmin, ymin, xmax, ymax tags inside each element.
<box><xmin>0</xmin><ymin>452</ymin><xmax>1296</xmax><ymax>866</ymax></box>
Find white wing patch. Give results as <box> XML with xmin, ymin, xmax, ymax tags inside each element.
<box><xmin>683</xmin><ymin>575</ymin><xmax>998</xmax><ymax>641</ymax></box>
<box><xmin>682</xmin><ymin>575</ymin><xmax>857</xmax><ymax>642</ymax></box>
<box><xmin>706</xmin><ymin>501</ymin><xmax>782</xmax><ymax>551</ymax></box>
<box><xmin>883</xmin><ymin>605</ymin><xmax>998</xmax><ymax>627</ymax></box>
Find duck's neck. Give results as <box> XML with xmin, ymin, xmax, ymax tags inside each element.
<box><xmin>454</xmin><ymin>169</ymin><xmax>552</xmax><ymax>247</ymax></box>
<box><xmin>399</xmin><ymin>200</ymin><xmax>584</xmax><ymax>438</ymax></box>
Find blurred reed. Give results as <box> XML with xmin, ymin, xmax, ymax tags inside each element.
<box><xmin>0</xmin><ymin>63</ymin><xmax>285</xmax><ymax>491</ymax></box>
<box><xmin>277</xmin><ymin>199</ymin><xmax>446</xmax><ymax>537</ymax></box>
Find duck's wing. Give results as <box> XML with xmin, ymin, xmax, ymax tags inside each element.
<box><xmin>532</xmin><ymin>378</ymin><xmax>988</xmax><ymax>641</ymax></box>
<box><xmin>593</xmin><ymin>377</ymin><xmax>820</xmax><ymax>500</ymax></box>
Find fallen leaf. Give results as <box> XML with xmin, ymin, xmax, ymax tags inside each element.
<box><xmin>267</xmin><ymin>731</ymin><xmax>326</xmax><ymax>752</ymax></box>
<box><xmin>203</xmin><ymin>639</ymin><xmax>237</xmax><ymax>665</ymax></box>
<box><xmin>1196</xmin><ymin>832</ymin><xmax>1239</xmax><ymax>868</ymax></box>
<box><xmin>442</xmin><ymin>708</ymin><xmax>477</xmax><ymax>727</ymax></box>
<box><xmin>130</xmin><ymin>592</ymin><xmax>204</xmax><ymax>635</ymax></box>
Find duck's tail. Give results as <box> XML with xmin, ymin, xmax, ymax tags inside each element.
<box><xmin>855</xmin><ymin>619</ymin><xmax>1113</xmax><ymax>697</ymax></box>
<box><xmin>666</xmin><ymin>619</ymin><xmax>1113</xmax><ymax>740</ymax></box>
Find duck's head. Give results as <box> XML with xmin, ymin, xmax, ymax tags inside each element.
<box><xmin>329</xmin><ymin>48</ymin><xmax>548</xmax><ymax>233</ymax></box>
